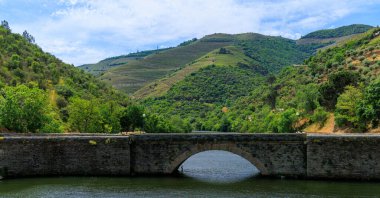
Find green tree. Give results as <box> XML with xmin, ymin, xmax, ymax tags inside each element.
<box><xmin>335</xmin><ymin>86</ymin><xmax>363</xmax><ymax>130</ymax></box>
<box><xmin>319</xmin><ymin>71</ymin><xmax>360</xmax><ymax>109</ymax></box>
<box><xmin>358</xmin><ymin>79</ymin><xmax>380</xmax><ymax>129</ymax></box>
<box><xmin>311</xmin><ymin>107</ymin><xmax>329</xmax><ymax>127</ymax></box>
<box><xmin>0</xmin><ymin>85</ymin><xmax>53</xmax><ymax>132</ymax></box>
<box><xmin>67</xmin><ymin>98</ymin><xmax>102</xmax><ymax>133</ymax></box>
<box><xmin>143</xmin><ymin>114</ymin><xmax>172</xmax><ymax>133</ymax></box>
<box><xmin>270</xmin><ymin>108</ymin><xmax>298</xmax><ymax>133</ymax></box>
<box><xmin>100</xmin><ymin>101</ymin><xmax>122</xmax><ymax>133</ymax></box>
<box><xmin>120</xmin><ymin>105</ymin><xmax>145</xmax><ymax>131</ymax></box>
<box><xmin>22</xmin><ymin>30</ymin><xmax>35</xmax><ymax>43</ymax></box>
<box><xmin>296</xmin><ymin>83</ymin><xmax>320</xmax><ymax>112</ymax></box>
<box><xmin>1</xmin><ymin>20</ymin><xmax>10</xmax><ymax>31</ymax></box>
<box><xmin>218</xmin><ymin>116</ymin><xmax>232</xmax><ymax>132</ymax></box>
<box><xmin>169</xmin><ymin>116</ymin><xmax>192</xmax><ymax>133</ymax></box>
<box><xmin>7</xmin><ymin>54</ymin><xmax>21</xmax><ymax>70</ymax></box>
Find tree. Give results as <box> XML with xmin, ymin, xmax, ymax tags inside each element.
<box><xmin>143</xmin><ymin>114</ymin><xmax>172</xmax><ymax>133</ymax></box>
<box><xmin>296</xmin><ymin>83</ymin><xmax>320</xmax><ymax>112</ymax></box>
<box><xmin>7</xmin><ymin>54</ymin><xmax>21</xmax><ymax>69</ymax></box>
<box><xmin>0</xmin><ymin>85</ymin><xmax>52</xmax><ymax>132</ymax></box>
<box><xmin>358</xmin><ymin>79</ymin><xmax>380</xmax><ymax>129</ymax></box>
<box><xmin>319</xmin><ymin>71</ymin><xmax>360</xmax><ymax>110</ymax></box>
<box><xmin>120</xmin><ymin>105</ymin><xmax>145</xmax><ymax>131</ymax></box>
<box><xmin>311</xmin><ymin>107</ymin><xmax>329</xmax><ymax>127</ymax></box>
<box><xmin>218</xmin><ymin>116</ymin><xmax>232</xmax><ymax>132</ymax></box>
<box><xmin>1</xmin><ymin>20</ymin><xmax>10</xmax><ymax>31</ymax></box>
<box><xmin>269</xmin><ymin>108</ymin><xmax>298</xmax><ymax>133</ymax></box>
<box><xmin>67</xmin><ymin>98</ymin><xmax>102</xmax><ymax>133</ymax></box>
<box><xmin>218</xmin><ymin>48</ymin><xmax>230</xmax><ymax>54</ymax></box>
<box><xmin>335</xmin><ymin>86</ymin><xmax>363</xmax><ymax>130</ymax></box>
<box><xmin>169</xmin><ymin>115</ymin><xmax>192</xmax><ymax>133</ymax></box>
<box><xmin>22</xmin><ymin>30</ymin><xmax>35</xmax><ymax>43</ymax></box>
<box><xmin>100</xmin><ymin>101</ymin><xmax>122</xmax><ymax>133</ymax></box>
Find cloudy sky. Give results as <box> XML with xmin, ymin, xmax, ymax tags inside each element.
<box><xmin>1</xmin><ymin>0</ymin><xmax>379</xmax><ymax>65</ymax></box>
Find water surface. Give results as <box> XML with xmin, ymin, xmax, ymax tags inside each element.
<box><xmin>1</xmin><ymin>150</ymin><xmax>379</xmax><ymax>197</ymax></box>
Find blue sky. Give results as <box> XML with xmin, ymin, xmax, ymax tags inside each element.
<box><xmin>1</xmin><ymin>0</ymin><xmax>379</xmax><ymax>65</ymax></box>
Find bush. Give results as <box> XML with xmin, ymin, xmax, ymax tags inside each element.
<box><xmin>67</xmin><ymin>98</ymin><xmax>103</xmax><ymax>133</ymax></box>
<box><xmin>311</xmin><ymin>107</ymin><xmax>329</xmax><ymax>127</ymax></box>
<box><xmin>269</xmin><ymin>108</ymin><xmax>298</xmax><ymax>133</ymax></box>
<box><xmin>0</xmin><ymin>85</ymin><xmax>56</xmax><ymax>132</ymax></box>
<box><xmin>335</xmin><ymin>86</ymin><xmax>364</xmax><ymax>130</ymax></box>
<box><xmin>143</xmin><ymin>114</ymin><xmax>172</xmax><ymax>133</ymax></box>
<box><xmin>120</xmin><ymin>105</ymin><xmax>144</xmax><ymax>131</ymax></box>
<box><xmin>358</xmin><ymin>79</ymin><xmax>380</xmax><ymax>128</ymax></box>
<box><xmin>363</xmin><ymin>60</ymin><xmax>371</xmax><ymax>67</ymax></box>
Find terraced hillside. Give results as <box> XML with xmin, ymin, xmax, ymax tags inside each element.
<box><xmin>97</xmin><ymin>33</ymin><xmax>315</xmax><ymax>95</ymax></box>
<box><xmin>99</xmin><ymin>34</ymin><xmax>234</xmax><ymax>93</ymax></box>
<box><xmin>143</xmin><ymin>27</ymin><xmax>380</xmax><ymax>133</ymax></box>
<box><xmin>79</xmin><ymin>48</ymin><xmax>170</xmax><ymax>76</ymax></box>
<box><xmin>133</xmin><ymin>46</ymin><xmax>254</xmax><ymax>99</ymax></box>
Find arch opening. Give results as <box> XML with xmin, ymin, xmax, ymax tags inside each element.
<box><xmin>171</xmin><ymin>148</ymin><xmax>265</xmax><ymax>183</ymax></box>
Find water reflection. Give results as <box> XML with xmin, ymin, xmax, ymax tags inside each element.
<box><xmin>2</xmin><ymin>150</ymin><xmax>380</xmax><ymax>197</ymax></box>
<box><xmin>178</xmin><ymin>150</ymin><xmax>259</xmax><ymax>183</ymax></box>
<box><xmin>1</xmin><ymin>175</ymin><xmax>380</xmax><ymax>197</ymax></box>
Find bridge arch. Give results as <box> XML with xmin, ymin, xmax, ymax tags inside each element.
<box><xmin>167</xmin><ymin>143</ymin><xmax>269</xmax><ymax>175</ymax></box>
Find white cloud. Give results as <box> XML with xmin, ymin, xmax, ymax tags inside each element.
<box><xmin>11</xmin><ymin>0</ymin><xmax>376</xmax><ymax>65</ymax></box>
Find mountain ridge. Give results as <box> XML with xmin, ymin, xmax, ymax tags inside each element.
<box><xmin>80</xmin><ymin>24</ymin><xmax>373</xmax><ymax>97</ymax></box>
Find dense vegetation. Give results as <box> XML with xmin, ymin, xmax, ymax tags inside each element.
<box><xmin>235</xmin><ymin>33</ymin><xmax>311</xmax><ymax>72</ymax></box>
<box><xmin>94</xmin><ymin>33</ymin><xmax>326</xmax><ymax>95</ymax></box>
<box><xmin>301</xmin><ymin>24</ymin><xmax>373</xmax><ymax>39</ymax></box>
<box><xmin>0</xmin><ymin>21</ymin><xmax>187</xmax><ymax>133</ymax></box>
<box><xmin>142</xmin><ymin>26</ymin><xmax>380</xmax><ymax>133</ymax></box>
<box><xmin>2</xmin><ymin>20</ymin><xmax>377</xmax><ymax>134</ymax></box>
<box><xmin>83</xmin><ymin>25</ymin><xmax>372</xmax><ymax>97</ymax></box>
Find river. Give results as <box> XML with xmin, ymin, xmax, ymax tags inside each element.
<box><xmin>1</xmin><ymin>150</ymin><xmax>379</xmax><ymax>197</ymax></box>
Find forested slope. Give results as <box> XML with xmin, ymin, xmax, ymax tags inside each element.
<box><xmin>143</xmin><ymin>27</ymin><xmax>380</xmax><ymax>133</ymax></box>
<box><xmin>0</xmin><ymin>22</ymin><xmax>128</xmax><ymax>133</ymax></box>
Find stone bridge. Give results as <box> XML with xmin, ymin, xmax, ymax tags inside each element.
<box><xmin>1</xmin><ymin>133</ymin><xmax>380</xmax><ymax>180</ymax></box>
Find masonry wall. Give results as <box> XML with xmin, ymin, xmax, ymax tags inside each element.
<box><xmin>307</xmin><ymin>134</ymin><xmax>380</xmax><ymax>180</ymax></box>
<box><xmin>2</xmin><ymin>133</ymin><xmax>380</xmax><ymax>180</ymax></box>
<box><xmin>0</xmin><ymin>134</ymin><xmax>131</xmax><ymax>178</ymax></box>
<box><xmin>130</xmin><ymin>133</ymin><xmax>306</xmax><ymax>177</ymax></box>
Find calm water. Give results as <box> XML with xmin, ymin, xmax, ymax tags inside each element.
<box><xmin>1</xmin><ymin>150</ymin><xmax>380</xmax><ymax>198</ymax></box>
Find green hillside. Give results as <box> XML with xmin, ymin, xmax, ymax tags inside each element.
<box><xmin>78</xmin><ymin>25</ymin><xmax>373</xmax><ymax>98</ymax></box>
<box><xmin>97</xmin><ymin>33</ymin><xmax>319</xmax><ymax>95</ymax></box>
<box><xmin>134</xmin><ymin>33</ymin><xmax>319</xmax><ymax>99</ymax></box>
<box><xmin>235</xmin><ymin>33</ymin><xmax>311</xmax><ymax>72</ymax></box>
<box><xmin>79</xmin><ymin>48</ymin><xmax>171</xmax><ymax>76</ymax></box>
<box><xmin>297</xmin><ymin>24</ymin><xmax>374</xmax><ymax>49</ymax></box>
<box><xmin>99</xmin><ymin>34</ymin><xmax>234</xmax><ymax>94</ymax></box>
<box><xmin>0</xmin><ymin>23</ymin><xmax>129</xmax><ymax>133</ymax></box>
<box><xmin>301</xmin><ymin>24</ymin><xmax>373</xmax><ymax>39</ymax></box>
<box><xmin>133</xmin><ymin>45</ymin><xmax>264</xmax><ymax>99</ymax></box>
<box><xmin>142</xmin><ymin>27</ymin><xmax>380</xmax><ymax>133</ymax></box>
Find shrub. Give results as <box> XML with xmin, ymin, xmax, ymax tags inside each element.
<box><xmin>0</xmin><ymin>85</ymin><xmax>57</xmax><ymax>132</ymax></box>
<box><xmin>335</xmin><ymin>86</ymin><xmax>364</xmax><ymax>130</ymax></box>
<box><xmin>67</xmin><ymin>97</ymin><xmax>103</xmax><ymax>133</ymax></box>
<box><xmin>120</xmin><ymin>105</ymin><xmax>144</xmax><ymax>132</ymax></box>
<box><xmin>143</xmin><ymin>114</ymin><xmax>172</xmax><ymax>133</ymax></box>
<box><xmin>363</xmin><ymin>60</ymin><xmax>371</xmax><ymax>67</ymax></box>
<box><xmin>311</xmin><ymin>107</ymin><xmax>329</xmax><ymax>127</ymax></box>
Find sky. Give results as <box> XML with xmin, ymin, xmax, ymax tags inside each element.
<box><xmin>0</xmin><ymin>0</ymin><xmax>379</xmax><ymax>66</ymax></box>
